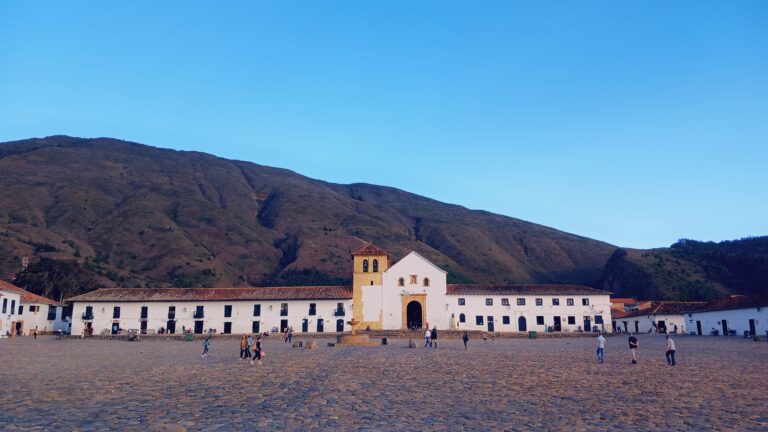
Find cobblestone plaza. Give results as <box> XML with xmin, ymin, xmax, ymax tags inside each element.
<box><xmin>1</xmin><ymin>335</ymin><xmax>766</xmax><ymax>431</ymax></box>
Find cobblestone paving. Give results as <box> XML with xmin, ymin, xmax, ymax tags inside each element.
<box><xmin>1</xmin><ymin>334</ymin><xmax>766</xmax><ymax>431</ymax></box>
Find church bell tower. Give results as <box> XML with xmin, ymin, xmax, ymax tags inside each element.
<box><xmin>351</xmin><ymin>242</ymin><xmax>389</xmax><ymax>331</ymax></box>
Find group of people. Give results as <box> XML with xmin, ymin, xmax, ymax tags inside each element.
<box><xmin>239</xmin><ymin>334</ymin><xmax>264</xmax><ymax>365</ymax></box>
<box><xmin>424</xmin><ymin>327</ymin><xmax>439</xmax><ymax>347</ymax></box>
<box><xmin>596</xmin><ymin>332</ymin><xmax>677</xmax><ymax>365</ymax></box>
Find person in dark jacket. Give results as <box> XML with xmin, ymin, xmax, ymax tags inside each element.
<box><xmin>462</xmin><ymin>332</ymin><xmax>469</xmax><ymax>349</ymax></box>
<box><xmin>431</xmin><ymin>327</ymin><xmax>438</xmax><ymax>348</ymax></box>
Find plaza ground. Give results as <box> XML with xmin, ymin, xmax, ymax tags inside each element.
<box><xmin>1</xmin><ymin>334</ymin><xmax>766</xmax><ymax>431</ymax></box>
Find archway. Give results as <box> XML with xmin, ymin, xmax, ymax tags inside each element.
<box><xmin>406</xmin><ymin>301</ymin><xmax>423</xmax><ymax>330</ymax></box>
<box><xmin>518</xmin><ymin>316</ymin><xmax>527</xmax><ymax>332</ymax></box>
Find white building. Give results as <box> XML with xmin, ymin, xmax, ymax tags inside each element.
<box><xmin>67</xmin><ymin>243</ymin><xmax>613</xmax><ymax>335</ymax></box>
<box><xmin>686</xmin><ymin>295</ymin><xmax>768</xmax><ymax>337</ymax></box>
<box><xmin>612</xmin><ymin>301</ymin><xmax>705</xmax><ymax>334</ymax></box>
<box><xmin>0</xmin><ymin>283</ymin><xmax>22</xmax><ymax>338</ymax></box>
<box><xmin>0</xmin><ymin>280</ymin><xmax>69</xmax><ymax>335</ymax></box>
<box><xmin>67</xmin><ymin>286</ymin><xmax>352</xmax><ymax>336</ymax></box>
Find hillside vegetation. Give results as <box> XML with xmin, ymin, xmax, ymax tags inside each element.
<box><xmin>0</xmin><ymin>136</ymin><xmax>616</xmax><ymax>300</ymax></box>
<box><xmin>596</xmin><ymin>237</ymin><xmax>768</xmax><ymax>300</ymax></box>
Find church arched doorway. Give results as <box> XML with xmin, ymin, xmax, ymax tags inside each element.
<box><xmin>406</xmin><ymin>301</ymin><xmax>423</xmax><ymax>330</ymax></box>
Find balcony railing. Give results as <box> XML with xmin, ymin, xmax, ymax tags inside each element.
<box><xmin>334</xmin><ymin>308</ymin><xmax>345</xmax><ymax>316</ymax></box>
<box><xmin>82</xmin><ymin>312</ymin><xmax>94</xmax><ymax>320</ymax></box>
<box><xmin>193</xmin><ymin>311</ymin><xmax>205</xmax><ymax>319</ymax></box>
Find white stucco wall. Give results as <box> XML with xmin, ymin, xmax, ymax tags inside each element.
<box><xmin>18</xmin><ymin>303</ymin><xmax>68</xmax><ymax>334</ymax></box>
<box><xmin>1</xmin><ymin>289</ymin><xmax>21</xmax><ymax>338</ymax></box>
<box><xmin>448</xmin><ymin>294</ymin><xmax>612</xmax><ymax>333</ymax></box>
<box><xmin>71</xmin><ymin>299</ymin><xmax>353</xmax><ymax>336</ymax></box>
<box><xmin>686</xmin><ymin>307</ymin><xmax>766</xmax><ymax>336</ymax></box>
<box><xmin>615</xmin><ymin>313</ymin><xmax>687</xmax><ymax>334</ymax></box>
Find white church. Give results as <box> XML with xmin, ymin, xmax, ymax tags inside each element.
<box><xmin>67</xmin><ymin>243</ymin><xmax>613</xmax><ymax>336</ymax></box>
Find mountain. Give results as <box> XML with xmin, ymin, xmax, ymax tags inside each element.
<box><xmin>596</xmin><ymin>237</ymin><xmax>768</xmax><ymax>301</ymax></box>
<box><xmin>0</xmin><ymin>136</ymin><xmax>617</xmax><ymax>301</ymax></box>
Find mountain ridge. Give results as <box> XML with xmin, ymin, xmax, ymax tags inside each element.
<box><xmin>1</xmin><ymin>135</ymin><xmax>765</xmax><ymax>302</ymax></box>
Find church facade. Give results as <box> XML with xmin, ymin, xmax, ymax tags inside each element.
<box><xmin>67</xmin><ymin>243</ymin><xmax>612</xmax><ymax>336</ymax></box>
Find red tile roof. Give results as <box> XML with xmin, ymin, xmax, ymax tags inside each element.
<box><xmin>610</xmin><ymin>298</ymin><xmax>637</xmax><ymax>304</ymax></box>
<box><xmin>689</xmin><ymin>295</ymin><xmax>768</xmax><ymax>313</ymax></box>
<box><xmin>352</xmin><ymin>243</ymin><xmax>389</xmax><ymax>257</ymax></box>
<box><xmin>447</xmin><ymin>284</ymin><xmax>609</xmax><ymax>296</ymax></box>
<box><xmin>0</xmin><ymin>280</ymin><xmax>61</xmax><ymax>306</ymax></box>
<box><xmin>65</xmin><ymin>286</ymin><xmax>353</xmax><ymax>303</ymax></box>
<box><xmin>617</xmin><ymin>301</ymin><xmax>706</xmax><ymax>319</ymax></box>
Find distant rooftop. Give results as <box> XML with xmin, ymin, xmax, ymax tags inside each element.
<box><xmin>0</xmin><ymin>280</ymin><xmax>62</xmax><ymax>306</ymax></box>
<box><xmin>351</xmin><ymin>242</ymin><xmax>389</xmax><ymax>257</ymax></box>
<box><xmin>66</xmin><ymin>286</ymin><xmax>353</xmax><ymax>303</ymax></box>
<box><xmin>447</xmin><ymin>284</ymin><xmax>610</xmax><ymax>296</ymax></box>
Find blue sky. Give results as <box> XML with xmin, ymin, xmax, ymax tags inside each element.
<box><xmin>1</xmin><ymin>1</ymin><xmax>766</xmax><ymax>248</ymax></box>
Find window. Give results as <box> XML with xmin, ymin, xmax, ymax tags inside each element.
<box><xmin>423</xmin><ymin>277</ymin><xmax>430</xmax><ymax>287</ymax></box>
<box><xmin>410</xmin><ymin>275</ymin><xmax>417</xmax><ymax>284</ymax></box>
<box><xmin>253</xmin><ymin>304</ymin><xmax>261</xmax><ymax>317</ymax></box>
<box><xmin>362</xmin><ymin>259</ymin><xmax>369</xmax><ymax>273</ymax></box>
<box><xmin>459</xmin><ymin>313</ymin><xmax>466</xmax><ymax>323</ymax></box>
<box><xmin>224</xmin><ymin>305</ymin><xmax>232</xmax><ymax>318</ymax></box>
<box><xmin>535</xmin><ymin>298</ymin><xmax>543</xmax><ymax>306</ymax></box>
<box><xmin>582</xmin><ymin>298</ymin><xmax>590</xmax><ymax>306</ymax></box>
<box><xmin>398</xmin><ymin>277</ymin><xmax>405</xmax><ymax>287</ymax></box>
<box><xmin>567</xmin><ymin>298</ymin><xmax>574</xmax><ymax>306</ymax></box>
<box><xmin>517</xmin><ymin>298</ymin><xmax>526</xmax><ymax>306</ymax></box>
<box><xmin>458</xmin><ymin>298</ymin><xmax>466</xmax><ymax>306</ymax></box>
<box><xmin>309</xmin><ymin>303</ymin><xmax>317</xmax><ymax>316</ymax></box>
<box><xmin>552</xmin><ymin>298</ymin><xmax>560</xmax><ymax>306</ymax></box>
<box><xmin>476</xmin><ymin>316</ymin><xmax>484</xmax><ymax>325</ymax></box>
<box><xmin>29</xmin><ymin>305</ymin><xmax>38</xmax><ymax>313</ymax></box>
<box><xmin>141</xmin><ymin>306</ymin><xmax>149</xmax><ymax>319</ymax></box>
<box><xmin>567</xmin><ymin>316</ymin><xmax>576</xmax><ymax>325</ymax></box>
<box><xmin>113</xmin><ymin>306</ymin><xmax>121</xmax><ymax>319</ymax></box>
<box><xmin>280</xmin><ymin>303</ymin><xmax>288</xmax><ymax>316</ymax></box>
<box><xmin>18</xmin><ymin>305</ymin><xmax>23</xmax><ymax>315</ymax></box>
<box><xmin>501</xmin><ymin>298</ymin><xmax>510</xmax><ymax>306</ymax></box>
<box><xmin>485</xmin><ymin>298</ymin><xmax>493</xmax><ymax>306</ymax></box>
<box><xmin>536</xmin><ymin>316</ymin><xmax>544</xmax><ymax>325</ymax></box>
<box><xmin>168</xmin><ymin>306</ymin><xmax>176</xmax><ymax>319</ymax></box>
<box><xmin>194</xmin><ymin>306</ymin><xmax>204</xmax><ymax>319</ymax></box>
<box><xmin>502</xmin><ymin>316</ymin><xmax>510</xmax><ymax>325</ymax></box>
<box><xmin>595</xmin><ymin>315</ymin><xmax>604</xmax><ymax>325</ymax></box>
<box><xmin>372</xmin><ymin>259</ymin><xmax>379</xmax><ymax>272</ymax></box>
<box><xmin>223</xmin><ymin>322</ymin><xmax>232</xmax><ymax>334</ymax></box>
<box><xmin>1</xmin><ymin>299</ymin><xmax>6</xmax><ymax>314</ymax></box>
<box><xmin>11</xmin><ymin>300</ymin><xmax>17</xmax><ymax>316</ymax></box>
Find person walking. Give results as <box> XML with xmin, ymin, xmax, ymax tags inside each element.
<box><xmin>431</xmin><ymin>327</ymin><xmax>438</xmax><ymax>348</ymax></box>
<box><xmin>665</xmin><ymin>335</ymin><xmax>676</xmax><ymax>366</ymax></box>
<box><xmin>596</xmin><ymin>331</ymin><xmax>606</xmax><ymax>364</ymax></box>
<box><xmin>628</xmin><ymin>334</ymin><xmax>638</xmax><ymax>364</ymax></box>
<box><xmin>424</xmin><ymin>328</ymin><xmax>431</xmax><ymax>347</ymax></box>
<box><xmin>240</xmin><ymin>336</ymin><xmax>247</xmax><ymax>360</ymax></box>
<box><xmin>462</xmin><ymin>332</ymin><xmax>469</xmax><ymax>349</ymax></box>
<box><xmin>33</xmin><ymin>327</ymin><xmax>38</xmax><ymax>340</ymax></box>
<box><xmin>252</xmin><ymin>336</ymin><xmax>263</xmax><ymax>365</ymax></box>
<box><xmin>201</xmin><ymin>337</ymin><xmax>211</xmax><ymax>358</ymax></box>
<box><xmin>284</xmin><ymin>328</ymin><xmax>290</xmax><ymax>344</ymax></box>
<box><xmin>245</xmin><ymin>334</ymin><xmax>254</xmax><ymax>360</ymax></box>
<box><xmin>288</xmin><ymin>328</ymin><xmax>293</xmax><ymax>345</ymax></box>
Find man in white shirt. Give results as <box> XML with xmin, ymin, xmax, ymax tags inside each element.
<box><xmin>596</xmin><ymin>332</ymin><xmax>606</xmax><ymax>364</ymax></box>
<box><xmin>665</xmin><ymin>335</ymin><xmax>676</xmax><ymax>366</ymax></box>
<box><xmin>424</xmin><ymin>328</ymin><xmax>431</xmax><ymax>347</ymax></box>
